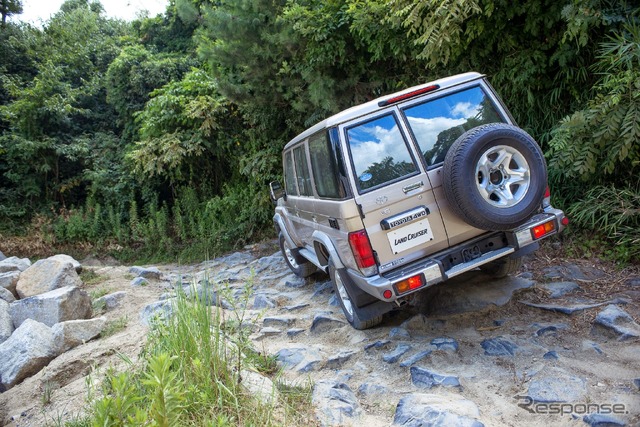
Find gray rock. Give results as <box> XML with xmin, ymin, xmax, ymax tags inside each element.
<box><xmin>48</xmin><ymin>254</ymin><xmax>82</xmax><ymax>273</ymax></box>
<box><xmin>325</xmin><ymin>350</ymin><xmax>357</xmax><ymax>369</ymax></box>
<box><xmin>10</xmin><ymin>286</ymin><xmax>92</xmax><ymax>328</ymax></box>
<box><xmin>259</xmin><ymin>327</ymin><xmax>282</xmax><ymax>336</ymax></box>
<box><xmin>284</xmin><ymin>277</ymin><xmax>307</xmax><ymax>288</ymax></box>
<box><xmin>401</xmin><ymin>313</ymin><xmax>431</xmax><ymax>331</ymax></box>
<box><xmin>216</xmin><ymin>252</ymin><xmax>255</xmax><ymax>267</ymax></box>
<box><xmin>0</xmin><ymin>319</ymin><xmax>56</xmax><ymax>390</ymax></box>
<box><xmin>358</xmin><ymin>382</ymin><xmax>388</xmax><ymax>396</ymax></box>
<box><xmin>543</xmin><ymin>351</ymin><xmax>559</xmax><ymax>360</ymax></box>
<box><xmin>0</xmin><ymin>256</ymin><xmax>31</xmax><ymax>273</ymax></box>
<box><xmin>131</xmin><ymin>277</ymin><xmax>149</xmax><ymax>287</ymax></box>
<box><xmin>582</xmin><ymin>414</ymin><xmax>626</xmax><ymax>427</ymax></box>
<box><xmin>312</xmin><ymin>281</ymin><xmax>333</xmax><ymax>298</ymax></box>
<box><xmin>527</xmin><ymin>369</ymin><xmax>586</xmax><ymax>403</ymax></box>
<box><xmin>410</xmin><ymin>367</ymin><xmax>461</xmax><ymax>389</ymax></box>
<box><xmin>0</xmin><ymin>271</ymin><xmax>20</xmax><ymax>297</ymax></box>
<box><xmin>421</xmin><ymin>275</ymin><xmax>534</xmax><ymax>316</ymax></box>
<box><xmin>393</xmin><ymin>393</ymin><xmax>484</xmax><ymax>427</ymax></box>
<box><xmin>540</xmin><ymin>281</ymin><xmax>580</xmax><ymax>298</ymax></box>
<box><xmin>240</xmin><ymin>369</ymin><xmax>279</xmax><ymax>406</ymax></box>
<box><xmin>0</xmin><ymin>299</ymin><xmax>13</xmax><ymax>344</ymax></box>
<box><xmin>287</xmin><ymin>328</ymin><xmax>305</xmax><ymax>337</ymax></box>
<box><xmin>399</xmin><ymin>350</ymin><xmax>432</xmax><ymax>367</ymax></box>
<box><xmin>0</xmin><ymin>286</ymin><xmax>15</xmax><ymax>303</ymax></box>
<box><xmin>310</xmin><ymin>314</ymin><xmax>345</xmax><ymax>333</ymax></box>
<box><xmin>140</xmin><ymin>300</ymin><xmax>174</xmax><ymax>326</ymax></box>
<box><xmin>520</xmin><ymin>299</ymin><xmax>618</xmax><ymax>315</ymax></box>
<box><xmin>16</xmin><ymin>259</ymin><xmax>82</xmax><ymax>299</ymax></box>
<box><xmin>94</xmin><ymin>291</ymin><xmax>127</xmax><ymax>311</ymax></box>
<box><xmin>390</xmin><ymin>327</ymin><xmax>411</xmax><ymax>340</ymax></box>
<box><xmin>313</xmin><ymin>380</ymin><xmax>361</xmax><ymax>426</ymax></box>
<box><xmin>263</xmin><ymin>315</ymin><xmax>296</xmax><ymax>328</ymax></box>
<box><xmin>383</xmin><ymin>343</ymin><xmax>412</xmax><ymax>363</ymax></box>
<box><xmin>0</xmin><ymin>250</ymin><xmax>5</xmax><ymax>261</ymax></box>
<box><xmin>633</xmin><ymin>378</ymin><xmax>640</xmax><ymax>390</ymax></box>
<box><xmin>627</xmin><ymin>277</ymin><xmax>640</xmax><ymax>287</ymax></box>
<box><xmin>533</xmin><ymin>323</ymin><xmax>568</xmax><ymax>337</ymax></box>
<box><xmin>328</xmin><ymin>294</ymin><xmax>339</xmax><ymax>307</ymax></box>
<box><xmin>283</xmin><ymin>303</ymin><xmax>309</xmax><ymax>311</ymax></box>
<box><xmin>276</xmin><ymin>347</ymin><xmax>323</xmax><ymax>372</ymax></box>
<box><xmin>594</xmin><ymin>305</ymin><xmax>640</xmax><ymax>340</ymax></box>
<box><xmin>481</xmin><ymin>337</ymin><xmax>517</xmax><ymax>356</ymax></box>
<box><xmin>52</xmin><ymin>317</ymin><xmax>107</xmax><ymax>353</ymax></box>
<box><xmin>583</xmin><ymin>340</ymin><xmax>604</xmax><ymax>355</ymax></box>
<box><xmin>249</xmin><ymin>254</ymin><xmax>286</xmax><ymax>274</ymax></box>
<box><xmin>365</xmin><ymin>340</ymin><xmax>391</xmax><ymax>351</ymax></box>
<box><xmin>253</xmin><ymin>294</ymin><xmax>275</xmax><ymax>309</ymax></box>
<box><xmin>129</xmin><ymin>266</ymin><xmax>162</xmax><ymax>280</ymax></box>
<box><xmin>431</xmin><ymin>337</ymin><xmax>459</xmax><ymax>352</ymax></box>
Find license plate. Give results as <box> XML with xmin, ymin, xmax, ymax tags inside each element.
<box><xmin>387</xmin><ymin>219</ymin><xmax>434</xmax><ymax>254</ymax></box>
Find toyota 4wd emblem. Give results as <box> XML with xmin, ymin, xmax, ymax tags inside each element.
<box><xmin>376</xmin><ymin>196</ymin><xmax>388</xmax><ymax>205</ymax></box>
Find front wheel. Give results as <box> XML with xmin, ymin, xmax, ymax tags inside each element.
<box><xmin>329</xmin><ymin>260</ymin><xmax>382</xmax><ymax>330</ymax></box>
<box><xmin>279</xmin><ymin>233</ymin><xmax>316</xmax><ymax>278</ymax></box>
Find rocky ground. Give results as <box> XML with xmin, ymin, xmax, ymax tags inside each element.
<box><xmin>1</xmin><ymin>241</ymin><xmax>639</xmax><ymax>426</ymax></box>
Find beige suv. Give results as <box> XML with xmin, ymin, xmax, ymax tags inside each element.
<box><xmin>269</xmin><ymin>72</ymin><xmax>567</xmax><ymax>329</ymax></box>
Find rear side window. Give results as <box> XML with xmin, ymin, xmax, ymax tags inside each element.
<box><xmin>293</xmin><ymin>145</ymin><xmax>313</xmax><ymax>196</ymax></box>
<box><xmin>346</xmin><ymin>113</ymin><xmax>417</xmax><ymax>192</ymax></box>
<box><xmin>403</xmin><ymin>86</ymin><xmax>503</xmax><ymax>167</ymax></box>
<box><xmin>284</xmin><ymin>150</ymin><xmax>298</xmax><ymax>196</ymax></box>
<box><xmin>309</xmin><ymin>131</ymin><xmax>342</xmax><ymax>199</ymax></box>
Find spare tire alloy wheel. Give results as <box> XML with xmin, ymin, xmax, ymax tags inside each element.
<box><xmin>443</xmin><ymin>123</ymin><xmax>547</xmax><ymax>231</ymax></box>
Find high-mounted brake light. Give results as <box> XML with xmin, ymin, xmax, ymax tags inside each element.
<box><xmin>532</xmin><ymin>220</ymin><xmax>556</xmax><ymax>240</ymax></box>
<box><xmin>348</xmin><ymin>230</ymin><xmax>376</xmax><ymax>269</ymax></box>
<box><xmin>378</xmin><ymin>85</ymin><xmax>440</xmax><ymax>107</ymax></box>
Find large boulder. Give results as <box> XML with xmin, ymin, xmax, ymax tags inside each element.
<box><xmin>0</xmin><ymin>256</ymin><xmax>31</xmax><ymax>274</ymax></box>
<box><xmin>52</xmin><ymin>317</ymin><xmax>106</xmax><ymax>353</ymax></box>
<box><xmin>48</xmin><ymin>254</ymin><xmax>82</xmax><ymax>273</ymax></box>
<box><xmin>16</xmin><ymin>258</ymin><xmax>82</xmax><ymax>298</ymax></box>
<box><xmin>0</xmin><ymin>319</ymin><xmax>57</xmax><ymax>390</ymax></box>
<box><xmin>0</xmin><ymin>299</ymin><xmax>13</xmax><ymax>344</ymax></box>
<box><xmin>10</xmin><ymin>286</ymin><xmax>92</xmax><ymax>328</ymax></box>
<box><xmin>0</xmin><ymin>272</ymin><xmax>20</xmax><ymax>299</ymax></box>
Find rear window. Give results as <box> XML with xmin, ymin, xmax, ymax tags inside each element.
<box><xmin>403</xmin><ymin>86</ymin><xmax>503</xmax><ymax>167</ymax></box>
<box><xmin>346</xmin><ymin>113</ymin><xmax>418</xmax><ymax>192</ymax></box>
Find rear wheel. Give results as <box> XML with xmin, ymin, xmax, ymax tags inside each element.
<box><xmin>480</xmin><ymin>256</ymin><xmax>523</xmax><ymax>278</ymax></box>
<box><xmin>329</xmin><ymin>259</ymin><xmax>382</xmax><ymax>330</ymax></box>
<box><xmin>279</xmin><ymin>233</ymin><xmax>316</xmax><ymax>278</ymax></box>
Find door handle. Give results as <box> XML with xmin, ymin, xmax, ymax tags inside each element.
<box><xmin>403</xmin><ymin>181</ymin><xmax>424</xmax><ymax>194</ymax></box>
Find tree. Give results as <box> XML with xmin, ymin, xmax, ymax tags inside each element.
<box><xmin>0</xmin><ymin>0</ymin><xmax>22</xmax><ymax>26</ymax></box>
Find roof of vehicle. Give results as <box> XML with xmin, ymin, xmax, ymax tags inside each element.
<box><xmin>284</xmin><ymin>72</ymin><xmax>485</xmax><ymax>150</ymax></box>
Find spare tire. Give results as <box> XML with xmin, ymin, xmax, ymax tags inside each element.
<box><xmin>443</xmin><ymin>123</ymin><xmax>547</xmax><ymax>231</ymax></box>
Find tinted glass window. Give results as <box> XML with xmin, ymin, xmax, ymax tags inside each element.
<box><xmin>284</xmin><ymin>150</ymin><xmax>298</xmax><ymax>196</ymax></box>
<box><xmin>403</xmin><ymin>86</ymin><xmax>503</xmax><ymax>167</ymax></box>
<box><xmin>309</xmin><ymin>131</ymin><xmax>341</xmax><ymax>199</ymax></box>
<box><xmin>347</xmin><ymin>114</ymin><xmax>417</xmax><ymax>192</ymax></box>
<box><xmin>293</xmin><ymin>145</ymin><xmax>313</xmax><ymax>196</ymax></box>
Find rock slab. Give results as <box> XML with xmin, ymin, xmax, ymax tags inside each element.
<box><xmin>16</xmin><ymin>258</ymin><xmax>83</xmax><ymax>298</ymax></box>
<box><xmin>594</xmin><ymin>304</ymin><xmax>640</xmax><ymax>340</ymax></box>
<box><xmin>393</xmin><ymin>393</ymin><xmax>484</xmax><ymax>427</ymax></box>
<box><xmin>0</xmin><ymin>299</ymin><xmax>13</xmax><ymax>344</ymax></box>
<box><xmin>0</xmin><ymin>319</ymin><xmax>57</xmax><ymax>390</ymax></box>
<box><xmin>10</xmin><ymin>286</ymin><xmax>92</xmax><ymax>328</ymax></box>
<box><xmin>313</xmin><ymin>380</ymin><xmax>361</xmax><ymax>426</ymax></box>
<box><xmin>52</xmin><ymin>316</ymin><xmax>107</xmax><ymax>353</ymax></box>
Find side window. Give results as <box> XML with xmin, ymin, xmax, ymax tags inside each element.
<box><xmin>293</xmin><ymin>145</ymin><xmax>313</xmax><ymax>196</ymax></box>
<box><xmin>346</xmin><ymin>113</ymin><xmax>418</xmax><ymax>192</ymax></box>
<box><xmin>284</xmin><ymin>150</ymin><xmax>298</xmax><ymax>196</ymax></box>
<box><xmin>403</xmin><ymin>85</ymin><xmax>504</xmax><ymax>168</ymax></box>
<box><xmin>309</xmin><ymin>131</ymin><xmax>342</xmax><ymax>199</ymax></box>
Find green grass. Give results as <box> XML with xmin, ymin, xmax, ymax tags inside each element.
<box><xmin>80</xmin><ymin>270</ymin><xmax>107</xmax><ymax>286</ymax></box>
<box><xmin>82</xmin><ymin>280</ymin><xmax>314</xmax><ymax>426</ymax></box>
<box><xmin>100</xmin><ymin>316</ymin><xmax>128</xmax><ymax>338</ymax></box>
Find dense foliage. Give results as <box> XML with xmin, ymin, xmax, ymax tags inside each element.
<box><xmin>0</xmin><ymin>0</ymin><xmax>638</xmax><ymax>262</ymax></box>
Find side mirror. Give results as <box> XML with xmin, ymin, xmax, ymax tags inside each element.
<box><xmin>269</xmin><ymin>181</ymin><xmax>285</xmax><ymax>204</ymax></box>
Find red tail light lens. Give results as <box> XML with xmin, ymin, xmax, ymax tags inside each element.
<box><xmin>532</xmin><ymin>220</ymin><xmax>556</xmax><ymax>239</ymax></box>
<box><xmin>395</xmin><ymin>274</ymin><xmax>425</xmax><ymax>294</ymax></box>
<box><xmin>348</xmin><ymin>230</ymin><xmax>376</xmax><ymax>269</ymax></box>
<box><xmin>544</xmin><ymin>186</ymin><xmax>551</xmax><ymax>198</ymax></box>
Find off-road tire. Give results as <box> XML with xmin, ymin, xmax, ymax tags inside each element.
<box><xmin>279</xmin><ymin>233</ymin><xmax>316</xmax><ymax>278</ymax></box>
<box><xmin>329</xmin><ymin>259</ymin><xmax>383</xmax><ymax>330</ymax></box>
<box><xmin>480</xmin><ymin>256</ymin><xmax>523</xmax><ymax>278</ymax></box>
<box><xmin>443</xmin><ymin>123</ymin><xmax>547</xmax><ymax>231</ymax></box>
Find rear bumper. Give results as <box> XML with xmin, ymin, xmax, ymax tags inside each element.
<box><xmin>347</xmin><ymin>207</ymin><xmax>566</xmax><ymax>303</ymax></box>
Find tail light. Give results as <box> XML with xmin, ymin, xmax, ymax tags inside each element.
<box><xmin>348</xmin><ymin>230</ymin><xmax>376</xmax><ymax>269</ymax></box>
<box><xmin>394</xmin><ymin>274</ymin><xmax>425</xmax><ymax>295</ymax></box>
<box><xmin>532</xmin><ymin>220</ymin><xmax>556</xmax><ymax>240</ymax></box>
